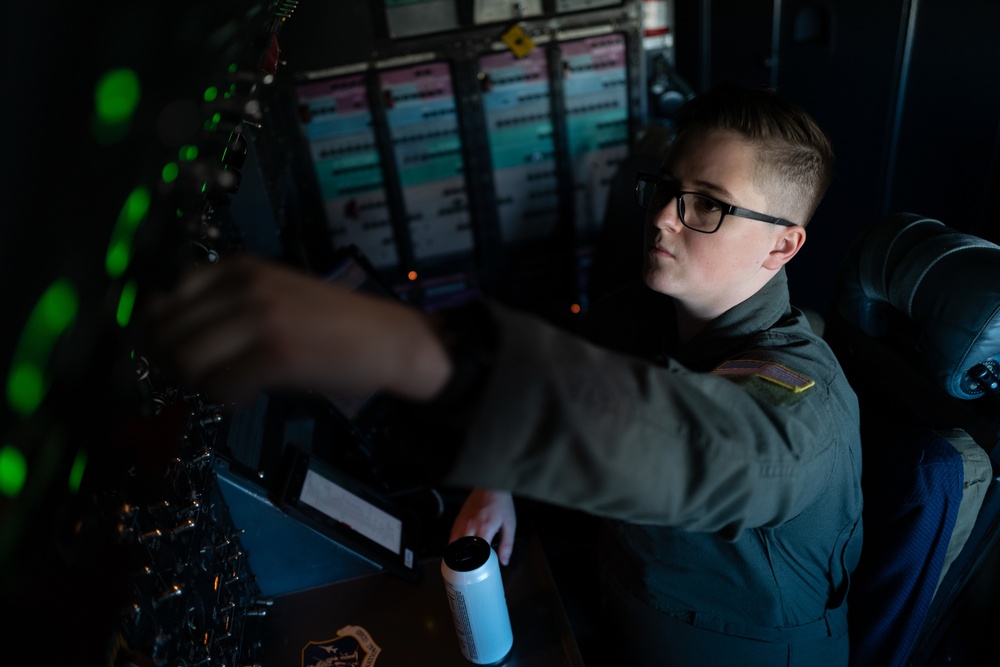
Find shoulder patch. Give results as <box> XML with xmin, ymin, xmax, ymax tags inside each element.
<box><xmin>713</xmin><ymin>359</ymin><xmax>815</xmax><ymax>392</ymax></box>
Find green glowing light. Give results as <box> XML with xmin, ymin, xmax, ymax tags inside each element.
<box><xmin>180</xmin><ymin>145</ymin><xmax>198</xmax><ymax>161</ymax></box>
<box><xmin>7</xmin><ymin>364</ymin><xmax>44</xmax><ymax>416</ymax></box>
<box><xmin>0</xmin><ymin>445</ymin><xmax>27</xmax><ymax>498</ymax></box>
<box><xmin>116</xmin><ymin>279</ymin><xmax>138</xmax><ymax>328</ymax></box>
<box><xmin>95</xmin><ymin>68</ymin><xmax>141</xmax><ymax>125</ymax></box>
<box><xmin>68</xmin><ymin>449</ymin><xmax>88</xmax><ymax>493</ymax></box>
<box><xmin>204</xmin><ymin>86</ymin><xmax>219</xmax><ymax>102</ymax></box>
<box><xmin>39</xmin><ymin>281</ymin><xmax>77</xmax><ymax>331</ymax></box>
<box><xmin>228</xmin><ymin>63</ymin><xmax>238</xmax><ymax>73</ymax></box>
<box><xmin>6</xmin><ymin>279</ymin><xmax>78</xmax><ymax>417</ymax></box>
<box><xmin>105</xmin><ymin>186</ymin><xmax>151</xmax><ymax>278</ymax></box>
<box><xmin>106</xmin><ymin>245</ymin><xmax>129</xmax><ymax>275</ymax></box>
<box><xmin>161</xmin><ymin>162</ymin><xmax>179</xmax><ymax>183</ymax></box>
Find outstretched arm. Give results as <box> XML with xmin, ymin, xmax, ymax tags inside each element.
<box><xmin>146</xmin><ymin>256</ymin><xmax>453</xmax><ymax>404</ymax></box>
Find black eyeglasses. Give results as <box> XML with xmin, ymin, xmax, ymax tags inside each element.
<box><xmin>635</xmin><ymin>172</ymin><xmax>797</xmax><ymax>234</ymax></box>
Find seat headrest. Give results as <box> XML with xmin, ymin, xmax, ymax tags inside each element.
<box><xmin>836</xmin><ymin>213</ymin><xmax>1000</xmax><ymax>400</ymax></box>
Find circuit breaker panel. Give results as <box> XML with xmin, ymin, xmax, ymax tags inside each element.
<box><xmin>282</xmin><ymin>2</ymin><xmax>665</xmax><ymax>316</ymax></box>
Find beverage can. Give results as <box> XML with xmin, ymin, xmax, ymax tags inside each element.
<box><xmin>441</xmin><ymin>536</ymin><xmax>514</xmax><ymax>664</ymax></box>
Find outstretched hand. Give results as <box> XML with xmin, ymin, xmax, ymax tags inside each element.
<box><xmin>450</xmin><ymin>488</ymin><xmax>517</xmax><ymax>566</ymax></box>
<box><xmin>145</xmin><ymin>256</ymin><xmax>453</xmax><ymax>405</ymax></box>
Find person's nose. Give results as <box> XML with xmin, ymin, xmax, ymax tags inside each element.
<box><xmin>652</xmin><ymin>196</ymin><xmax>683</xmax><ymax>232</ymax></box>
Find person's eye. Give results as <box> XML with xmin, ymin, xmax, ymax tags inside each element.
<box><xmin>692</xmin><ymin>195</ymin><xmax>722</xmax><ymax>213</ymax></box>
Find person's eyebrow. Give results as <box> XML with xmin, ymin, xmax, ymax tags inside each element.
<box><xmin>658</xmin><ymin>169</ymin><xmax>736</xmax><ymax>202</ymax></box>
<box><xmin>689</xmin><ymin>179</ymin><xmax>736</xmax><ymax>201</ymax></box>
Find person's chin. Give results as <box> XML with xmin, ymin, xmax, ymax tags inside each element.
<box><xmin>642</xmin><ymin>268</ymin><xmax>675</xmax><ymax>295</ymax></box>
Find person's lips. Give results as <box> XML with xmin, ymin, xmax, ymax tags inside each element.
<box><xmin>649</xmin><ymin>243</ymin><xmax>675</xmax><ymax>260</ymax></box>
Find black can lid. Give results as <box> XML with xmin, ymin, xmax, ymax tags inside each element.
<box><xmin>443</xmin><ymin>535</ymin><xmax>491</xmax><ymax>572</ymax></box>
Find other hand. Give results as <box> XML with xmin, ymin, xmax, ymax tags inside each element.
<box><xmin>450</xmin><ymin>488</ymin><xmax>517</xmax><ymax>566</ymax></box>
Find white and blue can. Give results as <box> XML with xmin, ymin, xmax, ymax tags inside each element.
<box><xmin>441</xmin><ymin>536</ymin><xmax>514</xmax><ymax>664</ymax></box>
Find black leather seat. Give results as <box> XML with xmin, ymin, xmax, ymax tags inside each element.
<box><xmin>826</xmin><ymin>213</ymin><xmax>1000</xmax><ymax>667</ymax></box>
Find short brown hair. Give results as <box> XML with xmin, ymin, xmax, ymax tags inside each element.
<box><xmin>673</xmin><ymin>83</ymin><xmax>835</xmax><ymax>225</ymax></box>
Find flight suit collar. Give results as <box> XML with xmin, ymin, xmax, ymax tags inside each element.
<box><xmin>668</xmin><ymin>268</ymin><xmax>792</xmax><ymax>370</ymax></box>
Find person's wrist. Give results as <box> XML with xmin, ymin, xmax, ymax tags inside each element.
<box><xmin>421</xmin><ymin>299</ymin><xmax>498</xmax><ymax>414</ymax></box>
<box><xmin>392</xmin><ymin>308</ymin><xmax>454</xmax><ymax>401</ymax></box>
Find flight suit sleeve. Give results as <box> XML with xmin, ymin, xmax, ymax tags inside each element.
<box><xmin>442</xmin><ymin>301</ymin><xmax>858</xmax><ymax>536</ymax></box>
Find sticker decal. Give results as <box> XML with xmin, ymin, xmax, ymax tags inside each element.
<box><xmin>303</xmin><ymin>625</ymin><xmax>381</xmax><ymax>667</ymax></box>
<box><xmin>501</xmin><ymin>24</ymin><xmax>536</xmax><ymax>59</ymax></box>
<box><xmin>713</xmin><ymin>359</ymin><xmax>815</xmax><ymax>392</ymax></box>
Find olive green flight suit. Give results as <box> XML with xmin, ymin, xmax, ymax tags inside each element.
<box><xmin>444</xmin><ymin>269</ymin><xmax>863</xmax><ymax>666</ymax></box>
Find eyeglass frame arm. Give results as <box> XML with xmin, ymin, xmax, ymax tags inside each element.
<box><xmin>634</xmin><ymin>171</ymin><xmax>798</xmax><ymax>231</ymax></box>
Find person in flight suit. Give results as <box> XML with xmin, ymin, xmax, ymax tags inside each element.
<box><xmin>150</xmin><ymin>83</ymin><xmax>863</xmax><ymax>666</ymax></box>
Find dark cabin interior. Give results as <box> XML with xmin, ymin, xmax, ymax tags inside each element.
<box><xmin>1</xmin><ymin>1</ymin><xmax>998</xmax><ymax>665</ymax></box>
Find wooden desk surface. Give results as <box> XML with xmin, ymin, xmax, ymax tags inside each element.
<box><xmin>260</xmin><ymin>534</ymin><xmax>586</xmax><ymax>666</ymax></box>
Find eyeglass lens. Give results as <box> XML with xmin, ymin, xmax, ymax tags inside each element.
<box><xmin>637</xmin><ymin>179</ymin><xmax>722</xmax><ymax>231</ymax></box>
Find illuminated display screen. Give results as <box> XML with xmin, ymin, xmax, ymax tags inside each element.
<box><xmin>296</xmin><ymin>75</ymin><xmax>399</xmax><ymax>269</ymax></box>
<box><xmin>380</xmin><ymin>62</ymin><xmax>475</xmax><ymax>264</ymax></box>
<box><xmin>299</xmin><ymin>468</ymin><xmax>403</xmax><ymax>555</ymax></box>
<box><xmin>479</xmin><ymin>47</ymin><xmax>559</xmax><ymax>245</ymax></box>
<box><xmin>562</xmin><ymin>33</ymin><xmax>630</xmax><ymax>244</ymax></box>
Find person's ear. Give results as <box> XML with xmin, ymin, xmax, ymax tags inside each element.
<box><xmin>763</xmin><ymin>224</ymin><xmax>806</xmax><ymax>270</ymax></box>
